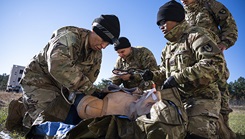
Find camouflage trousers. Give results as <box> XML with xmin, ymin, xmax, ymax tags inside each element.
<box><xmin>217</xmin><ymin>114</ymin><xmax>237</xmax><ymax>139</ymax></box>
<box><xmin>185</xmin><ymin>97</ymin><xmax>221</xmax><ymax>139</ymax></box>
<box><xmin>217</xmin><ymin>57</ymin><xmax>233</xmax><ymax>122</ymax></box>
<box><xmin>63</xmin><ymin>115</ymin><xmax>186</xmax><ymax>139</ymax></box>
<box><xmin>21</xmin><ymin>84</ymin><xmax>70</xmax><ymax>128</ymax></box>
<box><xmin>216</xmin><ymin>62</ymin><xmax>236</xmax><ymax>139</ymax></box>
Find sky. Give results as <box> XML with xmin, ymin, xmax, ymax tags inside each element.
<box><xmin>0</xmin><ymin>0</ymin><xmax>245</xmax><ymax>84</ymax></box>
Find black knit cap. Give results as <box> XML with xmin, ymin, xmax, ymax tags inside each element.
<box><xmin>114</xmin><ymin>37</ymin><xmax>131</xmax><ymax>51</ymax></box>
<box><xmin>92</xmin><ymin>14</ymin><xmax>120</xmax><ymax>44</ymax></box>
<box><xmin>156</xmin><ymin>0</ymin><xmax>185</xmax><ymax>25</ymax></box>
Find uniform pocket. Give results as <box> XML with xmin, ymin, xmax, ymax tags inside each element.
<box><xmin>150</xmin><ymin>99</ymin><xmax>184</xmax><ymax>125</ymax></box>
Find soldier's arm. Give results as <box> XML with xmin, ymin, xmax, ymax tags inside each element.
<box><xmin>111</xmin><ymin>78</ymin><xmax>122</xmax><ymax>86</ymax></box>
<box><xmin>133</xmin><ymin>47</ymin><xmax>159</xmax><ymax>82</ymax></box>
<box><xmin>110</xmin><ymin>75</ymin><xmax>122</xmax><ymax>86</ymax></box>
<box><xmin>47</xmin><ymin>31</ymin><xmax>94</xmax><ymax>95</ymax></box>
<box><xmin>141</xmin><ymin>47</ymin><xmax>158</xmax><ymax>70</ymax></box>
<box><xmin>212</xmin><ymin>1</ymin><xmax>238</xmax><ymax>49</ymax></box>
<box><xmin>152</xmin><ymin>48</ymin><xmax>167</xmax><ymax>86</ymax></box>
<box><xmin>174</xmin><ymin>34</ymin><xmax>224</xmax><ymax>87</ymax></box>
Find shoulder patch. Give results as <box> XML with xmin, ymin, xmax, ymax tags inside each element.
<box><xmin>203</xmin><ymin>44</ymin><xmax>213</xmax><ymax>52</ymax></box>
<box><xmin>219</xmin><ymin>8</ymin><xmax>226</xmax><ymax>14</ymax></box>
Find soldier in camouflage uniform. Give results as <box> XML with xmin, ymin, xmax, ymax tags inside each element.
<box><xmin>180</xmin><ymin>0</ymin><xmax>238</xmax><ymax>138</ymax></box>
<box><xmin>111</xmin><ymin>37</ymin><xmax>159</xmax><ymax>90</ymax></box>
<box><xmin>181</xmin><ymin>0</ymin><xmax>238</xmax><ymax>118</ymax></box>
<box><xmin>143</xmin><ymin>1</ymin><xmax>225</xmax><ymax>138</ymax></box>
<box><xmin>19</xmin><ymin>14</ymin><xmax>120</xmax><ymax>128</ymax></box>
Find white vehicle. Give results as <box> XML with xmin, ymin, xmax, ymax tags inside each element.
<box><xmin>6</xmin><ymin>65</ymin><xmax>25</xmax><ymax>93</ymax></box>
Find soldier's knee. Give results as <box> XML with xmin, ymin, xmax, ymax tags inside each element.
<box><xmin>188</xmin><ymin>116</ymin><xmax>218</xmax><ymax>139</ymax></box>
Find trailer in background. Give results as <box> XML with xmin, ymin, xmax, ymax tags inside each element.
<box><xmin>6</xmin><ymin>65</ymin><xmax>25</xmax><ymax>93</ymax></box>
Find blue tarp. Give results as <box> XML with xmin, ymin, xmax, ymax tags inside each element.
<box><xmin>32</xmin><ymin>121</ymin><xmax>75</xmax><ymax>137</ymax></box>
<box><xmin>31</xmin><ymin>116</ymin><xmax>130</xmax><ymax>137</ymax></box>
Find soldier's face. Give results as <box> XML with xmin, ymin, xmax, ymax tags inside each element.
<box><xmin>181</xmin><ymin>0</ymin><xmax>196</xmax><ymax>6</ymax></box>
<box><xmin>159</xmin><ymin>21</ymin><xmax>178</xmax><ymax>35</ymax></box>
<box><xmin>116</xmin><ymin>47</ymin><xmax>131</xmax><ymax>59</ymax></box>
<box><xmin>90</xmin><ymin>31</ymin><xmax>109</xmax><ymax>50</ymax></box>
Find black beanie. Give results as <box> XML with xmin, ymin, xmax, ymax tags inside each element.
<box><xmin>156</xmin><ymin>0</ymin><xmax>185</xmax><ymax>25</ymax></box>
<box><xmin>92</xmin><ymin>14</ymin><xmax>120</xmax><ymax>44</ymax></box>
<box><xmin>114</xmin><ymin>37</ymin><xmax>131</xmax><ymax>51</ymax></box>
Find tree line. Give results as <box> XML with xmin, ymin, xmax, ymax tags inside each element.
<box><xmin>0</xmin><ymin>73</ymin><xmax>8</xmax><ymax>91</ymax></box>
<box><xmin>0</xmin><ymin>73</ymin><xmax>244</xmax><ymax>105</ymax></box>
<box><xmin>228</xmin><ymin>77</ymin><xmax>245</xmax><ymax>105</ymax></box>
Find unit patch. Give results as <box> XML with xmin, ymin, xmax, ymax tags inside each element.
<box><xmin>203</xmin><ymin>44</ymin><xmax>213</xmax><ymax>52</ymax></box>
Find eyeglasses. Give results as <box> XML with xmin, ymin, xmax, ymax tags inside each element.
<box><xmin>158</xmin><ymin>20</ymin><xmax>166</xmax><ymax>28</ymax></box>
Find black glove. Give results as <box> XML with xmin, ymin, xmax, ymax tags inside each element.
<box><xmin>142</xmin><ymin>69</ymin><xmax>153</xmax><ymax>81</ymax></box>
<box><xmin>161</xmin><ymin>76</ymin><xmax>178</xmax><ymax>89</ymax></box>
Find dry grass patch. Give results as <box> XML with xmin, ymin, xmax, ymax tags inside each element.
<box><xmin>0</xmin><ymin>91</ymin><xmax>24</xmax><ymax>138</ymax></box>
<box><xmin>0</xmin><ymin>91</ymin><xmax>22</xmax><ymax>108</ymax></box>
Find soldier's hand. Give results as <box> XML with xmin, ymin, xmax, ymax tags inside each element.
<box><xmin>142</xmin><ymin>69</ymin><xmax>153</xmax><ymax>81</ymax></box>
<box><xmin>120</xmin><ymin>74</ymin><xmax>131</xmax><ymax>81</ymax></box>
<box><xmin>161</xmin><ymin>76</ymin><xmax>178</xmax><ymax>89</ymax></box>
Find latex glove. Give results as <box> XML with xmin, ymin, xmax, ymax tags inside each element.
<box><xmin>161</xmin><ymin>76</ymin><xmax>178</xmax><ymax>89</ymax></box>
<box><xmin>142</xmin><ymin>69</ymin><xmax>153</xmax><ymax>81</ymax></box>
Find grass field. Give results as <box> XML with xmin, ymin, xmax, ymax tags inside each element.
<box><xmin>0</xmin><ymin>91</ymin><xmax>245</xmax><ymax>138</ymax></box>
<box><xmin>229</xmin><ymin>106</ymin><xmax>245</xmax><ymax>138</ymax></box>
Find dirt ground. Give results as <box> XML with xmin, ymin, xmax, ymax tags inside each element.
<box><xmin>0</xmin><ymin>91</ymin><xmax>22</xmax><ymax>108</ymax></box>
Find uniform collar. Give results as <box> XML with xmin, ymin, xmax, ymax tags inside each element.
<box><xmin>164</xmin><ymin>21</ymin><xmax>188</xmax><ymax>42</ymax></box>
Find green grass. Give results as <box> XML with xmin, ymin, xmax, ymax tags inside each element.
<box><xmin>0</xmin><ymin>107</ymin><xmax>25</xmax><ymax>139</ymax></box>
<box><xmin>0</xmin><ymin>91</ymin><xmax>25</xmax><ymax>138</ymax></box>
<box><xmin>229</xmin><ymin>108</ymin><xmax>245</xmax><ymax>138</ymax></box>
<box><xmin>0</xmin><ymin>107</ymin><xmax>7</xmax><ymax>125</ymax></box>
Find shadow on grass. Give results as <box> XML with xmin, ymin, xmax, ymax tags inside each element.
<box><xmin>236</xmin><ymin>134</ymin><xmax>245</xmax><ymax>139</ymax></box>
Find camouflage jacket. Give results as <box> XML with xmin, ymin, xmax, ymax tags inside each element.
<box><xmin>184</xmin><ymin>0</ymin><xmax>238</xmax><ymax>49</ymax></box>
<box><xmin>20</xmin><ymin>26</ymin><xmax>101</xmax><ymax>94</ymax></box>
<box><xmin>153</xmin><ymin>21</ymin><xmax>224</xmax><ymax>99</ymax></box>
<box><xmin>112</xmin><ymin>46</ymin><xmax>158</xmax><ymax>89</ymax></box>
